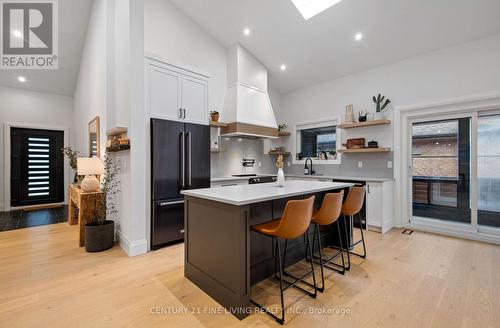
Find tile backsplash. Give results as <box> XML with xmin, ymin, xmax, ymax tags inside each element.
<box><xmin>210</xmin><ymin>138</ymin><xmax>276</xmax><ymax>177</ymax></box>
<box><xmin>211</xmin><ymin>138</ymin><xmax>394</xmax><ymax>179</ymax></box>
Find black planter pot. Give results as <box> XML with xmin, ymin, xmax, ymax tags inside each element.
<box><xmin>85</xmin><ymin>220</ymin><xmax>115</xmax><ymax>252</ymax></box>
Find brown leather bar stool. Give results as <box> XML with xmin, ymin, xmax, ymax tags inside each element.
<box><xmin>250</xmin><ymin>196</ymin><xmax>317</xmax><ymax>325</ymax></box>
<box><xmin>341</xmin><ymin>186</ymin><xmax>367</xmax><ymax>271</ymax></box>
<box><xmin>309</xmin><ymin>190</ymin><xmax>347</xmax><ymax>292</ymax></box>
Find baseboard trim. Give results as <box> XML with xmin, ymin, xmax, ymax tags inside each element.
<box><xmin>116</xmin><ymin>230</ymin><xmax>148</xmax><ymax>257</ymax></box>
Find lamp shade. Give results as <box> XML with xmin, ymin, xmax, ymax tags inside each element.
<box><xmin>77</xmin><ymin>157</ymin><xmax>104</xmax><ymax>175</ymax></box>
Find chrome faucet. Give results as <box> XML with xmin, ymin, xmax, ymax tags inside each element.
<box><xmin>304</xmin><ymin>157</ymin><xmax>315</xmax><ymax>175</ymax></box>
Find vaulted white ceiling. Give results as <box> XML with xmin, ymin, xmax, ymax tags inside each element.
<box><xmin>170</xmin><ymin>0</ymin><xmax>500</xmax><ymax>93</ymax></box>
<box><xmin>0</xmin><ymin>0</ymin><xmax>93</xmax><ymax>97</ymax></box>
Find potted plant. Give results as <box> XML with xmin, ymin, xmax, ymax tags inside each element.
<box><xmin>372</xmin><ymin>93</ymin><xmax>391</xmax><ymax>120</ymax></box>
<box><xmin>85</xmin><ymin>151</ymin><xmax>120</xmax><ymax>252</ymax></box>
<box><xmin>278</xmin><ymin>123</ymin><xmax>288</xmax><ymax>132</ymax></box>
<box><xmin>210</xmin><ymin>110</ymin><xmax>220</xmax><ymax>122</ymax></box>
<box><xmin>62</xmin><ymin>147</ymin><xmax>82</xmax><ymax>184</ymax></box>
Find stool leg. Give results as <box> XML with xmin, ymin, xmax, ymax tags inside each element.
<box><xmin>314</xmin><ymin>223</ymin><xmax>325</xmax><ymax>292</ymax></box>
<box><xmin>274</xmin><ymin>238</ymin><xmax>279</xmax><ymax>279</ymax></box>
<box><xmin>305</xmin><ymin>230</ymin><xmax>318</xmax><ymax>299</ymax></box>
<box><xmin>356</xmin><ymin>213</ymin><xmax>367</xmax><ymax>258</ymax></box>
<box><xmin>336</xmin><ymin>220</ymin><xmax>346</xmax><ymax>274</ymax></box>
<box><xmin>276</xmin><ymin>239</ymin><xmax>285</xmax><ymax>324</ymax></box>
<box><xmin>343</xmin><ymin>215</ymin><xmax>351</xmax><ymax>271</ymax></box>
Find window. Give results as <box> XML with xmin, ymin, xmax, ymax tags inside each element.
<box><xmin>294</xmin><ymin>119</ymin><xmax>340</xmax><ymax>164</ymax></box>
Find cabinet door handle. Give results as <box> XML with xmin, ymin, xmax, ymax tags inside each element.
<box><xmin>178</xmin><ymin>108</ymin><xmax>182</xmax><ymax>119</ymax></box>
<box><xmin>180</xmin><ymin>132</ymin><xmax>186</xmax><ymax>188</ymax></box>
<box><xmin>158</xmin><ymin>200</ymin><xmax>185</xmax><ymax>206</ymax></box>
<box><xmin>187</xmin><ymin>132</ymin><xmax>192</xmax><ymax>187</ymax></box>
<box><xmin>183</xmin><ymin>108</ymin><xmax>186</xmax><ymax>119</ymax></box>
<box><xmin>367</xmin><ymin>185</ymin><xmax>370</xmax><ymax>193</ymax></box>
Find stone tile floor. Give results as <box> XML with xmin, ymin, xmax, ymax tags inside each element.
<box><xmin>0</xmin><ymin>206</ymin><xmax>68</xmax><ymax>231</ymax></box>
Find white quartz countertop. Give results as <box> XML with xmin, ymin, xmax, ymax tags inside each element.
<box><xmin>211</xmin><ymin>174</ymin><xmax>393</xmax><ymax>183</ymax></box>
<box><xmin>285</xmin><ymin>174</ymin><xmax>394</xmax><ymax>182</ymax></box>
<box><xmin>210</xmin><ymin>175</ymin><xmax>273</xmax><ymax>183</ymax></box>
<box><xmin>182</xmin><ymin>180</ymin><xmax>354</xmax><ymax>206</ymax></box>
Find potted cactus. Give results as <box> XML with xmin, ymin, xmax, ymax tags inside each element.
<box><xmin>372</xmin><ymin>93</ymin><xmax>391</xmax><ymax>120</ymax></box>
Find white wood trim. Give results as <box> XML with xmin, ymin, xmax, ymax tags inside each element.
<box><xmin>145</xmin><ymin>52</ymin><xmax>211</xmax><ymax>79</ymax></box>
<box><xmin>292</xmin><ymin>116</ymin><xmax>342</xmax><ymax>165</ymax></box>
<box><xmin>394</xmin><ymin>91</ymin><xmax>500</xmax><ymax>241</ymax></box>
<box><xmin>406</xmin><ymin>220</ymin><xmax>500</xmax><ymax>246</ymax></box>
<box><xmin>3</xmin><ymin>122</ymin><xmax>70</xmax><ymax>212</ymax></box>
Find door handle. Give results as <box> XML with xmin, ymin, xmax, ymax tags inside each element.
<box><xmin>183</xmin><ymin>108</ymin><xmax>186</xmax><ymax>119</ymax></box>
<box><xmin>178</xmin><ymin>108</ymin><xmax>182</xmax><ymax>119</ymax></box>
<box><xmin>187</xmin><ymin>132</ymin><xmax>192</xmax><ymax>187</ymax></box>
<box><xmin>158</xmin><ymin>200</ymin><xmax>185</xmax><ymax>206</ymax></box>
<box><xmin>180</xmin><ymin>132</ymin><xmax>186</xmax><ymax>188</ymax></box>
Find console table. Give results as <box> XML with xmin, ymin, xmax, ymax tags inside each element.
<box><xmin>67</xmin><ymin>185</ymin><xmax>104</xmax><ymax>247</ymax></box>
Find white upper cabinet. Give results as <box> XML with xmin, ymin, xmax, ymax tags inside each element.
<box><xmin>146</xmin><ymin>56</ymin><xmax>209</xmax><ymax>125</ymax></box>
<box><xmin>182</xmin><ymin>75</ymin><xmax>208</xmax><ymax>125</ymax></box>
<box><xmin>149</xmin><ymin>64</ymin><xmax>183</xmax><ymax>121</ymax></box>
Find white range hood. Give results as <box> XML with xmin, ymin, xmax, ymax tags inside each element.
<box><xmin>221</xmin><ymin>44</ymin><xmax>278</xmax><ymax>139</ymax></box>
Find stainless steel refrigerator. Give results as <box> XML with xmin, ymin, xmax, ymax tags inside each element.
<box><xmin>151</xmin><ymin>118</ymin><xmax>210</xmax><ymax>249</ymax></box>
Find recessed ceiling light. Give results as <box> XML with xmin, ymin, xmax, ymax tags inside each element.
<box><xmin>243</xmin><ymin>28</ymin><xmax>251</xmax><ymax>36</ymax></box>
<box><xmin>280</xmin><ymin>64</ymin><xmax>287</xmax><ymax>71</ymax></box>
<box><xmin>12</xmin><ymin>30</ymin><xmax>23</xmax><ymax>38</ymax></box>
<box><xmin>18</xmin><ymin>76</ymin><xmax>26</xmax><ymax>83</ymax></box>
<box><xmin>291</xmin><ymin>0</ymin><xmax>343</xmax><ymax>20</ymax></box>
<box><xmin>355</xmin><ymin>33</ymin><xmax>363</xmax><ymax>41</ymax></box>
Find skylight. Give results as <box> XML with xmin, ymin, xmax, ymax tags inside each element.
<box><xmin>291</xmin><ymin>0</ymin><xmax>343</xmax><ymax>20</ymax></box>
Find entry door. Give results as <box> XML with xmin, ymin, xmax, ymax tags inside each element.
<box><xmin>411</xmin><ymin>118</ymin><xmax>471</xmax><ymax>224</ymax></box>
<box><xmin>11</xmin><ymin>128</ymin><xmax>64</xmax><ymax>207</ymax></box>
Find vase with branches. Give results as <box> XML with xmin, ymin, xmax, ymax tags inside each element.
<box><xmin>85</xmin><ymin>151</ymin><xmax>120</xmax><ymax>252</ymax></box>
<box><xmin>95</xmin><ymin>151</ymin><xmax>120</xmax><ymax>225</ymax></box>
<box><xmin>62</xmin><ymin>147</ymin><xmax>80</xmax><ymax>183</ymax></box>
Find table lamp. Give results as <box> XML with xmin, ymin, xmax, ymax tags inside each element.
<box><xmin>77</xmin><ymin>157</ymin><xmax>104</xmax><ymax>192</ymax></box>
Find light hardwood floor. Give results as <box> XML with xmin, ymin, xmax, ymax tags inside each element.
<box><xmin>0</xmin><ymin>223</ymin><xmax>499</xmax><ymax>327</ymax></box>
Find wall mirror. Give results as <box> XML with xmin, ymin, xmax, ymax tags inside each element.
<box><xmin>88</xmin><ymin>116</ymin><xmax>100</xmax><ymax>157</ymax></box>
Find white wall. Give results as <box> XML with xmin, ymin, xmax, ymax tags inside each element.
<box><xmin>279</xmin><ymin>34</ymin><xmax>500</xmax><ymax>178</ymax></box>
<box><xmin>73</xmin><ymin>0</ymin><xmax>108</xmax><ymax>157</ymax></box>
<box><xmin>0</xmin><ymin>86</ymin><xmax>74</xmax><ymax>211</ymax></box>
<box><xmin>144</xmin><ymin>0</ymin><xmax>227</xmax><ymax>115</ymax></box>
<box><xmin>74</xmin><ymin>0</ymin><xmax>147</xmax><ymax>256</ymax></box>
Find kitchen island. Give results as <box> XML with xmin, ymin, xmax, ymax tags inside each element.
<box><xmin>181</xmin><ymin>180</ymin><xmax>353</xmax><ymax>319</ymax></box>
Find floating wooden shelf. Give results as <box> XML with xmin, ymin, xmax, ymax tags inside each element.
<box><xmin>338</xmin><ymin>119</ymin><xmax>391</xmax><ymax>129</ymax></box>
<box><xmin>210</xmin><ymin>148</ymin><xmax>225</xmax><ymax>153</ymax></box>
<box><xmin>209</xmin><ymin>121</ymin><xmax>228</xmax><ymax>127</ymax></box>
<box><xmin>278</xmin><ymin>131</ymin><xmax>291</xmax><ymax>137</ymax></box>
<box><xmin>268</xmin><ymin>151</ymin><xmax>291</xmax><ymax>156</ymax></box>
<box><xmin>106</xmin><ymin>127</ymin><xmax>128</xmax><ymax>136</ymax></box>
<box><xmin>338</xmin><ymin>147</ymin><xmax>391</xmax><ymax>154</ymax></box>
<box><xmin>106</xmin><ymin>144</ymin><xmax>130</xmax><ymax>152</ymax></box>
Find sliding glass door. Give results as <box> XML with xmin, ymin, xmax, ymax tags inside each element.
<box><xmin>478</xmin><ymin>114</ymin><xmax>500</xmax><ymax>229</ymax></box>
<box><xmin>411</xmin><ymin>118</ymin><xmax>471</xmax><ymax>225</ymax></box>
<box><xmin>406</xmin><ymin>108</ymin><xmax>500</xmax><ymax>242</ymax></box>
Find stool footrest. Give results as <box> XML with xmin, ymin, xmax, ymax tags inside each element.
<box><xmin>279</xmin><ymin>269</ymin><xmax>318</xmax><ymax>296</ymax></box>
